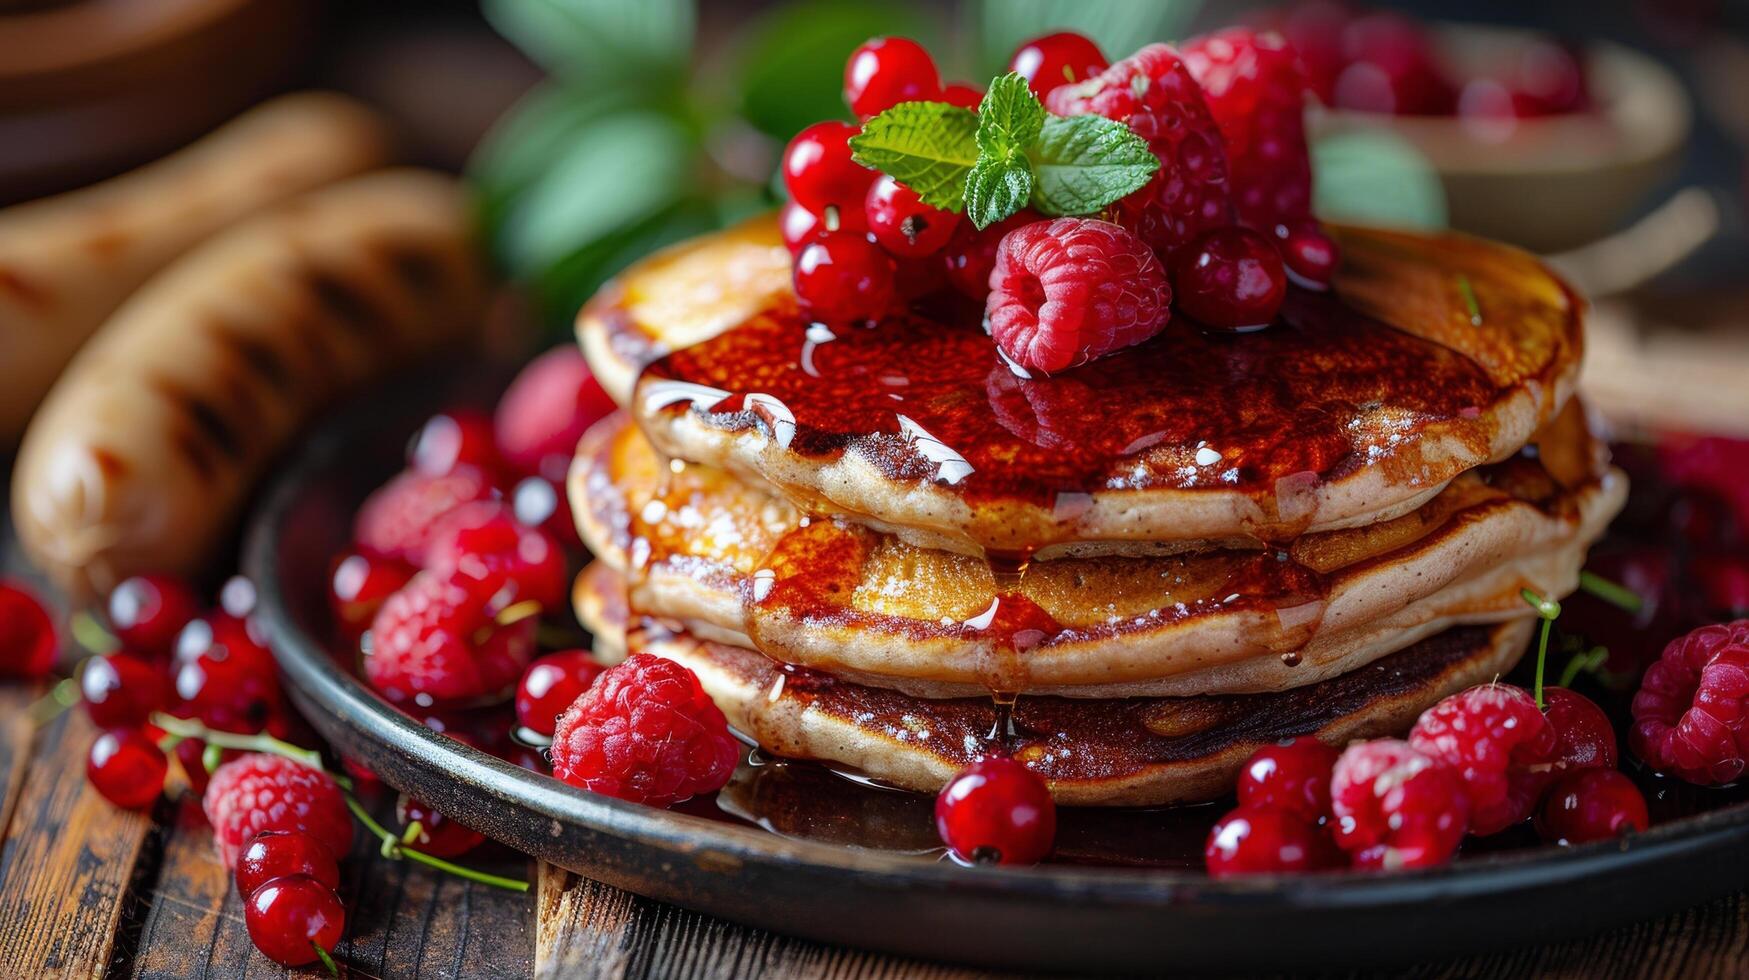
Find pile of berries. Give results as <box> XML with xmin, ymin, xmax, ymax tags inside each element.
<box><xmin>780</xmin><ymin>27</ymin><xmax>1344</xmax><ymax>376</ymax></box>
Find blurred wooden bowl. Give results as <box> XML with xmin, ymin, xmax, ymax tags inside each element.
<box><xmin>1311</xmin><ymin>26</ymin><xmax>1691</xmax><ymax>253</ymax></box>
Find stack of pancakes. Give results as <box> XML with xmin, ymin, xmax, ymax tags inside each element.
<box><xmin>567</xmin><ymin>217</ymin><xmax>1625</xmax><ymax>806</ymax></box>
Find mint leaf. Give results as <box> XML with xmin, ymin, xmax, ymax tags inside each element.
<box><xmin>1027</xmin><ymin>114</ymin><xmax>1158</xmax><ymax>216</ymax></box>
<box><xmin>963</xmin><ymin>73</ymin><xmax>1045</xmax><ymax>228</ymax></box>
<box><xmin>849</xmin><ymin>102</ymin><xmax>980</xmax><ymax>211</ymax></box>
<box><xmin>965</xmin><ymin>157</ymin><xmax>1034</xmax><ymax>229</ymax></box>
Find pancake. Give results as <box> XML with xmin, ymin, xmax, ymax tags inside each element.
<box><xmin>575</xmin><ymin>561</ymin><xmax>1536</xmax><ymax>806</ymax></box>
<box><xmin>569</xmin><ymin>404</ymin><xmax>1624</xmax><ymax>697</ymax></box>
<box><xmin>577</xmin><ymin>216</ymin><xmax>1584</xmax><ymax>556</ymax></box>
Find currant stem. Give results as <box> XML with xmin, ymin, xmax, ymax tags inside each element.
<box><xmin>70</xmin><ymin>610</ymin><xmax>119</xmax><ymax>656</ymax></box>
<box><xmin>1520</xmin><ymin>588</ymin><xmax>1561</xmax><ymax>709</ymax></box>
<box><xmin>1456</xmin><ymin>274</ymin><xmax>1482</xmax><ymax>326</ymax></box>
<box><xmin>149</xmin><ymin>714</ymin><xmax>327</xmax><ymax>773</ymax></box>
<box><xmin>26</xmin><ymin>675</ymin><xmax>81</xmax><ymax>727</ymax></box>
<box><xmin>313</xmin><ymin>942</ymin><xmax>340</xmax><ymax>977</ymax></box>
<box><xmin>343</xmin><ymin>795</ymin><xmax>528</xmax><ymax>893</ymax></box>
<box><xmin>1578</xmin><ymin>570</ymin><xmax>1644</xmax><ymax>615</ymax></box>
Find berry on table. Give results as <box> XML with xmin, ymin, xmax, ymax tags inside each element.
<box><xmin>329</xmin><ymin>552</ymin><xmax>416</xmax><ymax>638</ymax></box>
<box><xmin>1008</xmin><ymin>31</ymin><xmax>1108</xmax><ymax>100</ymax></box>
<box><xmin>408</xmin><ymin>408</ymin><xmax>499</xmax><ymax>478</ymax></box>
<box><xmin>395</xmin><ymin>795</ymin><xmax>485</xmax><ymax>858</ymax></box>
<box><xmin>986</xmin><ymin>217</ymin><xmax>1172</xmax><ymax>374</ymax></box>
<box><xmin>236</xmin><ymin>830</ymin><xmax>342</xmax><ymax>898</ymax></box>
<box><xmin>1</xmin><ymin>579</ymin><xmax>56</xmax><ymax>679</ymax></box>
<box><xmin>106</xmin><ymin>573</ymin><xmax>198</xmax><ymax>660</ymax></box>
<box><xmin>782</xmin><ymin>121</ymin><xmax>876</xmax><ymax>216</ymax></box>
<box><xmin>422</xmin><ymin>500</ymin><xmax>567</xmax><ymax>611</ymax></box>
<box><xmin>1542</xmin><ymin>686</ymin><xmax>1618</xmax><ymax>773</ymax></box>
<box><xmin>365</xmin><ymin>570</ymin><xmax>537</xmax><ymax>707</ymax></box>
<box><xmin>549</xmin><ymin>653</ymin><xmax>739</xmax><ymax>807</ymax></box>
<box><xmin>844</xmin><ymin>36</ymin><xmax>941</xmax><ymax>119</ymax></box>
<box><xmin>935</xmin><ymin>757</ymin><xmax>1056</xmax><ymax>866</ymax></box>
<box><xmin>941</xmin><ymin>209</ymin><xmax>1041</xmax><ymax>300</ymax></box>
<box><xmin>1408</xmin><ymin>684</ymin><xmax>1556</xmax><ymax>835</ymax></box>
<box><xmin>1205</xmin><ymin>805</ymin><xmax>1341</xmax><ymax>877</ymax></box>
<box><xmin>494</xmin><ymin>346</ymin><xmax>617</xmax><ymax>481</ymax></box>
<box><xmin>793</xmin><ymin>231</ymin><xmax>896</xmax><ymax>324</ymax></box>
<box><xmin>244</xmin><ymin>875</ymin><xmax>345</xmax><ymax>968</ymax></box>
<box><xmin>1182</xmin><ymin>28</ymin><xmax>1314</xmax><ymax>234</ymax></box>
<box><xmin>204</xmin><ymin>753</ymin><xmax>353</xmax><ymax>868</ymax></box>
<box><xmin>1236</xmin><ymin>736</ymin><xmax>1339</xmax><ymax>823</ymax></box>
<box><xmin>516</xmin><ymin>650</ymin><xmax>604</xmax><ymax>737</ymax></box>
<box><xmin>1171</xmin><ymin>226</ymin><xmax>1287</xmax><ymax>331</ymax></box>
<box><xmin>81</xmin><ymin>653</ymin><xmax>170</xmax><ymax>729</ymax></box>
<box><xmin>1630</xmin><ymin>619</ymin><xmax>1749</xmax><ymax>785</ymax></box>
<box><xmin>87</xmin><ymin>729</ymin><xmax>168</xmax><ymax>810</ymax></box>
<box><xmin>864</xmin><ymin>174</ymin><xmax>959</xmax><ymax>258</ymax></box>
<box><xmin>354</xmin><ymin>465</ymin><xmax>497</xmax><ymax>565</ymax></box>
<box><xmin>1047</xmin><ymin>44</ymin><xmax>1235</xmax><ymax>263</ymax></box>
<box><xmin>1535</xmin><ymin>770</ymin><xmax>1649</xmax><ymax>845</ymax></box>
<box><xmin>1330</xmin><ymin>739</ymin><xmax>1469</xmax><ymax>869</ymax></box>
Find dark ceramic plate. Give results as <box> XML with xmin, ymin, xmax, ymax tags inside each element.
<box><xmin>245</xmin><ymin>370</ymin><xmax>1749</xmax><ymax>973</ymax></box>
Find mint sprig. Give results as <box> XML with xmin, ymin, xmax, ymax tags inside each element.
<box><xmin>848</xmin><ymin>71</ymin><xmax>1157</xmax><ymax>230</ymax></box>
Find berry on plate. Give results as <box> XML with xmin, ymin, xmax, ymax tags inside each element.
<box><xmin>941</xmin><ymin>209</ymin><xmax>1041</xmax><ymax>301</ymax></box>
<box><xmin>1171</xmin><ymin>226</ymin><xmax>1287</xmax><ymax>330</ymax></box>
<box><xmin>354</xmin><ymin>465</ymin><xmax>497</xmax><ymax>565</ymax></box>
<box><xmin>244</xmin><ymin>875</ymin><xmax>345</xmax><ymax>967</ymax></box>
<box><xmin>422</xmin><ymin>500</ymin><xmax>567</xmax><ymax>611</ymax></box>
<box><xmin>1278</xmin><ymin>220</ymin><xmax>1341</xmax><ymax>290</ymax></box>
<box><xmin>1541</xmin><ymin>686</ymin><xmax>1618</xmax><ymax>773</ymax></box>
<box><xmin>1330</xmin><ymin>739</ymin><xmax>1469</xmax><ymax>869</ymax></box>
<box><xmin>329</xmin><ymin>551</ymin><xmax>416</xmax><ymax>638</ymax></box>
<box><xmin>516</xmin><ymin>650</ymin><xmax>605</xmax><ymax>737</ymax></box>
<box><xmin>1408</xmin><ymin>684</ymin><xmax>1556</xmax><ymax>835</ymax></box>
<box><xmin>844</xmin><ymin>37</ymin><xmax>941</xmax><ymax>119</ymax></box>
<box><xmin>365</xmin><ymin>569</ymin><xmax>536</xmax><ymax>706</ymax></box>
<box><xmin>1630</xmin><ymin>619</ymin><xmax>1749</xmax><ymax>785</ymax></box>
<box><xmin>1008</xmin><ymin>31</ymin><xmax>1108</xmax><ymax>100</ymax></box>
<box><xmin>935</xmin><ymin>757</ymin><xmax>1057</xmax><ymax>866</ymax></box>
<box><xmin>1535</xmin><ymin>769</ymin><xmax>1649</xmax><ymax>845</ymax></box>
<box><xmin>549</xmin><ymin>653</ymin><xmax>739</xmax><ymax>807</ymax></box>
<box><xmin>1205</xmin><ymin>805</ymin><xmax>1340</xmax><ymax>877</ymax></box>
<box><xmin>1236</xmin><ymin>736</ymin><xmax>1338</xmax><ymax>823</ymax></box>
<box><xmin>494</xmin><ymin>346</ymin><xmax>617</xmax><ymax>481</ymax></box>
<box><xmin>1182</xmin><ymin>28</ymin><xmax>1314</xmax><ymax>234</ymax></box>
<box><xmin>204</xmin><ymin>753</ymin><xmax>352</xmax><ymax>869</ymax></box>
<box><xmin>986</xmin><ymin>217</ymin><xmax>1172</xmax><ymax>374</ymax></box>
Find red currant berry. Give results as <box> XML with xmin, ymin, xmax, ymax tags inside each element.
<box><xmin>1542</xmin><ymin>686</ymin><xmax>1618</xmax><ymax>773</ymax></box>
<box><xmin>1205</xmin><ymin>805</ymin><xmax>1341</xmax><ymax>877</ymax></box>
<box><xmin>844</xmin><ymin>36</ymin><xmax>941</xmax><ymax>119</ymax></box>
<box><xmin>1280</xmin><ymin>222</ymin><xmax>1341</xmax><ymax>290</ymax></box>
<box><xmin>236</xmin><ymin>831</ymin><xmax>342</xmax><ymax>898</ymax></box>
<box><xmin>516</xmin><ymin>650</ymin><xmax>604</xmax><ymax>737</ymax></box>
<box><xmin>81</xmin><ymin>653</ymin><xmax>170</xmax><ymax>729</ymax></box>
<box><xmin>934</xmin><ymin>757</ymin><xmax>1056</xmax><ymax>865</ymax></box>
<box><xmin>106</xmin><ymin>574</ymin><xmax>198</xmax><ymax>660</ymax></box>
<box><xmin>941</xmin><ymin>82</ymin><xmax>984</xmax><ymax>110</ymax></box>
<box><xmin>87</xmin><ymin>729</ymin><xmax>168</xmax><ymax>810</ymax></box>
<box><xmin>395</xmin><ymin>795</ymin><xmax>485</xmax><ymax>858</ymax></box>
<box><xmin>494</xmin><ymin>346</ymin><xmax>617</xmax><ymax>481</ymax></box>
<box><xmin>941</xmin><ymin>209</ymin><xmax>1042</xmax><ymax>300</ymax></box>
<box><xmin>1008</xmin><ymin>31</ymin><xmax>1109</xmax><ymax>99</ymax></box>
<box><xmin>423</xmin><ymin>500</ymin><xmax>567</xmax><ymax>610</ymax></box>
<box><xmin>244</xmin><ymin>875</ymin><xmax>345</xmax><ymax>968</ymax></box>
<box><xmin>1236</xmin><ymin>736</ymin><xmax>1339</xmax><ymax>823</ymax></box>
<box><xmin>329</xmin><ymin>552</ymin><xmax>415</xmax><ymax>638</ymax></box>
<box><xmin>779</xmin><ymin>200</ymin><xmax>869</xmax><ymax>256</ymax></box>
<box><xmin>1535</xmin><ymin>770</ymin><xmax>1649</xmax><ymax>845</ymax></box>
<box><xmin>781</xmin><ymin>121</ymin><xmax>876</xmax><ymax>215</ymax></box>
<box><xmin>1172</xmin><ymin>226</ymin><xmax>1287</xmax><ymax>331</ymax></box>
<box><xmin>173</xmin><ymin>615</ymin><xmax>284</xmax><ymax>736</ymax></box>
<box><xmin>0</xmin><ymin>579</ymin><xmax>57</xmax><ymax>679</ymax></box>
<box><xmin>409</xmin><ymin>408</ymin><xmax>499</xmax><ymax>478</ymax></box>
<box><xmin>864</xmin><ymin>174</ymin><xmax>959</xmax><ymax>258</ymax></box>
<box><xmin>793</xmin><ymin>231</ymin><xmax>895</xmax><ymax>324</ymax></box>
<box><xmin>511</xmin><ymin>474</ymin><xmax>583</xmax><ymax>549</ymax></box>
<box><xmin>175</xmin><ymin>738</ymin><xmax>226</xmax><ymax>797</ymax></box>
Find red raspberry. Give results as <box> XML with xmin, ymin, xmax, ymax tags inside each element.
<box><xmin>549</xmin><ymin>653</ymin><xmax>739</xmax><ymax>807</ymax></box>
<box><xmin>354</xmin><ymin>465</ymin><xmax>497</xmax><ymax>564</ymax></box>
<box><xmin>1205</xmin><ymin>805</ymin><xmax>1341</xmax><ymax>877</ymax></box>
<box><xmin>985</xmin><ymin>218</ymin><xmax>1172</xmax><ymax>374</ymax></box>
<box><xmin>1236</xmin><ymin>736</ymin><xmax>1338</xmax><ymax>823</ymax></box>
<box><xmin>1330</xmin><ymin>739</ymin><xmax>1469</xmax><ymax>870</ymax></box>
<box><xmin>494</xmin><ymin>346</ymin><xmax>617</xmax><ymax>481</ymax></box>
<box><xmin>1183</xmin><ymin>28</ymin><xmax>1314</xmax><ymax>234</ymax></box>
<box><xmin>1331</xmin><ymin>12</ymin><xmax>1457</xmax><ymax>116</ymax></box>
<box><xmin>1630</xmin><ymin>620</ymin><xmax>1749</xmax><ymax>785</ymax></box>
<box><xmin>1047</xmin><ymin>44</ymin><xmax>1234</xmax><ymax>263</ymax></box>
<box><xmin>408</xmin><ymin>408</ymin><xmax>499</xmax><ymax>478</ymax></box>
<box><xmin>203</xmin><ymin>753</ymin><xmax>352</xmax><ymax>869</ymax></box>
<box><xmin>329</xmin><ymin>551</ymin><xmax>416</xmax><ymax>637</ymax></box>
<box><xmin>422</xmin><ymin>500</ymin><xmax>567</xmax><ymax>611</ymax></box>
<box><xmin>1408</xmin><ymin>684</ymin><xmax>1556</xmax><ymax>835</ymax></box>
<box><xmin>365</xmin><ymin>569</ymin><xmax>535</xmax><ymax>706</ymax></box>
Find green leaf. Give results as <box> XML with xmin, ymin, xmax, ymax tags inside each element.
<box><xmin>1311</xmin><ymin>130</ymin><xmax>1447</xmax><ymax>230</ymax></box>
<box><xmin>467</xmin><ymin>84</ymin><xmax>638</xmax><ymax>233</ymax></box>
<box><xmin>848</xmin><ymin>102</ymin><xmax>981</xmax><ymax>211</ymax></box>
<box><xmin>961</xmin><ymin>73</ymin><xmax>1044</xmax><ymax>228</ymax></box>
<box><xmin>971</xmin><ymin>0</ymin><xmax>1203</xmax><ymax>78</ymax></box>
<box><xmin>964</xmin><ymin>155</ymin><xmax>1034</xmax><ymax>229</ymax></box>
<box><xmin>1027</xmin><ymin>114</ymin><xmax>1157</xmax><ymax>216</ymax></box>
<box><xmin>483</xmin><ymin>0</ymin><xmax>695</xmax><ymax>80</ymax></box>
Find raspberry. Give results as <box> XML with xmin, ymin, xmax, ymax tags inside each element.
<box><xmin>203</xmin><ymin>753</ymin><xmax>352</xmax><ymax>869</ymax></box>
<box><xmin>365</xmin><ymin>570</ymin><xmax>535</xmax><ymax>706</ymax></box>
<box><xmin>494</xmin><ymin>346</ymin><xmax>617</xmax><ymax>481</ymax></box>
<box><xmin>422</xmin><ymin>500</ymin><xmax>567</xmax><ymax>610</ymax></box>
<box><xmin>985</xmin><ymin>218</ymin><xmax>1171</xmax><ymax>374</ymax></box>
<box><xmin>1330</xmin><ymin>739</ymin><xmax>1469</xmax><ymax>869</ymax></box>
<box><xmin>408</xmin><ymin>408</ymin><xmax>499</xmax><ymax>478</ymax></box>
<box><xmin>354</xmin><ymin>465</ymin><xmax>497</xmax><ymax>564</ymax></box>
<box><xmin>1183</xmin><ymin>28</ymin><xmax>1314</xmax><ymax>233</ymax></box>
<box><xmin>550</xmin><ymin>653</ymin><xmax>739</xmax><ymax>807</ymax></box>
<box><xmin>1205</xmin><ymin>805</ymin><xmax>1341</xmax><ymax>877</ymax></box>
<box><xmin>1630</xmin><ymin>619</ymin><xmax>1749</xmax><ymax>785</ymax></box>
<box><xmin>1047</xmin><ymin>44</ymin><xmax>1234</xmax><ymax>263</ymax></box>
<box><xmin>1408</xmin><ymin>684</ymin><xmax>1556</xmax><ymax>835</ymax></box>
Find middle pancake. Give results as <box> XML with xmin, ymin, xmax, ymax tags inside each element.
<box><xmin>572</xmin><ymin>407</ymin><xmax>1624</xmax><ymax>699</ymax></box>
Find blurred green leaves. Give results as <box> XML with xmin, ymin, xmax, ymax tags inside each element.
<box><xmin>1311</xmin><ymin>130</ymin><xmax>1448</xmax><ymax>230</ymax></box>
<box><xmin>736</xmin><ymin>1</ymin><xmax>935</xmax><ymax>139</ymax></box>
<box><xmin>969</xmin><ymin>0</ymin><xmax>1201</xmax><ymax>78</ymax></box>
<box><xmin>482</xmin><ymin>0</ymin><xmax>694</xmax><ymax>82</ymax></box>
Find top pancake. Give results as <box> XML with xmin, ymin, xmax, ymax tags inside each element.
<box><xmin>578</xmin><ymin>216</ymin><xmax>1583</xmax><ymax>555</ymax></box>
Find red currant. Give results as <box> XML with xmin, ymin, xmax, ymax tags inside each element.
<box><xmin>1204</xmin><ymin>806</ymin><xmax>1341</xmax><ymax>877</ymax></box>
<box><xmin>511</xmin><ymin>475</ymin><xmax>583</xmax><ymax>549</ymax></box>
<box><xmin>81</xmin><ymin>653</ymin><xmax>170</xmax><ymax>729</ymax></box>
<box><xmin>1542</xmin><ymin>686</ymin><xmax>1618</xmax><ymax>773</ymax></box>
<box><xmin>934</xmin><ymin>757</ymin><xmax>1056</xmax><ymax>865</ymax></box>
<box><xmin>176</xmin><ymin>738</ymin><xmax>226</xmax><ymax>797</ymax></box>
<box><xmin>515</xmin><ymin>650</ymin><xmax>604</xmax><ymax>737</ymax></box>
<box><xmin>941</xmin><ymin>209</ymin><xmax>1042</xmax><ymax>300</ymax></box>
<box><xmin>409</xmin><ymin>408</ymin><xmax>499</xmax><ymax>478</ymax></box>
<box><xmin>329</xmin><ymin>552</ymin><xmax>416</xmax><ymax>638</ymax></box>
<box><xmin>244</xmin><ymin>875</ymin><xmax>345</xmax><ymax>967</ymax></box>
<box><xmin>1236</xmin><ymin>736</ymin><xmax>1339</xmax><ymax>823</ymax></box>
<box><xmin>87</xmin><ymin>729</ymin><xmax>168</xmax><ymax>810</ymax></box>
<box><xmin>1008</xmin><ymin>31</ymin><xmax>1109</xmax><ymax>100</ymax></box>
<box><xmin>844</xmin><ymin>36</ymin><xmax>941</xmax><ymax>119</ymax></box>
<box><xmin>395</xmin><ymin>795</ymin><xmax>485</xmax><ymax>858</ymax></box>
<box><xmin>781</xmin><ymin>121</ymin><xmax>876</xmax><ymax>215</ymax></box>
<box><xmin>779</xmin><ymin>200</ymin><xmax>868</xmax><ymax>256</ymax></box>
<box><xmin>422</xmin><ymin>500</ymin><xmax>568</xmax><ymax>610</ymax></box>
<box><xmin>864</xmin><ymin>174</ymin><xmax>959</xmax><ymax>258</ymax></box>
<box><xmin>106</xmin><ymin>574</ymin><xmax>198</xmax><ymax>660</ymax></box>
<box><xmin>173</xmin><ymin>615</ymin><xmax>284</xmax><ymax>736</ymax></box>
<box><xmin>1280</xmin><ymin>222</ymin><xmax>1341</xmax><ymax>290</ymax></box>
<box><xmin>941</xmin><ymin>82</ymin><xmax>984</xmax><ymax>110</ymax></box>
<box><xmin>0</xmin><ymin>579</ymin><xmax>57</xmax><ymax>679</ymax></box>
<box><xmin>1694</xmin><ymin>553</ymin><xmax>1749</xmax><ymax>617</ymax></box>
<box><xmin>1535</xmin><ymin>769</ymin><xmax>1649</xmax><ymax>845</ymax></box>
<box><xmin>793</xmin><ymin>231</ymin><xmax>895</xmax><ymax>324</ymax></box>
<box><xmin>237</xmin><ymin>831</ymin><xmax>342</xmax><ymax>898</ymax></box>
<box><xmin>1172</xmin><ymin>226</ymin><xmax>1287</xmax><ymax>330</ymax></box>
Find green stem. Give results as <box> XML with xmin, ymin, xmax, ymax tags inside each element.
<box><xmin>1519</xmin><ymin>588</ymin><xmax>1562</xmax><ymax>709</ymax></box>
<box><xmin>27</xmin><ymin>676</ymin><xmax>81</xmax><ymax>727</ymax></box>
<box><xmin>70</xmin><ymin>610</ymin><xmax>119</xmax><ymax>656</ymax></box>
<box><xmin>313</xmin><ymin>942</ymin><xmax>340</xmax><ymax>977</ymax></box>
<box><xmin>343</xmin><ymin>795</ymin><xmax>528</xmax><ymax>893</ymax></box>
<box><xmin>1456</xmin><ymin>274</ymin><xmax>1482</xmax><ymax>325</ymax></box>
<box><xmin>150</xmin><ymin>714</ymin><xmax>327</xmax><ymax>773</ymax></box>
<box><xmin>1578</xmin><ymin>570</ymin><xmax>1644</xmax><ymax>615</ymax></box>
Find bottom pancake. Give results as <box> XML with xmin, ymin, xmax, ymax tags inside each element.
<box><xmin>576</xmin><ymin>562</ymin><xmax>1534</xmax><ymax>807</ymax></box>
